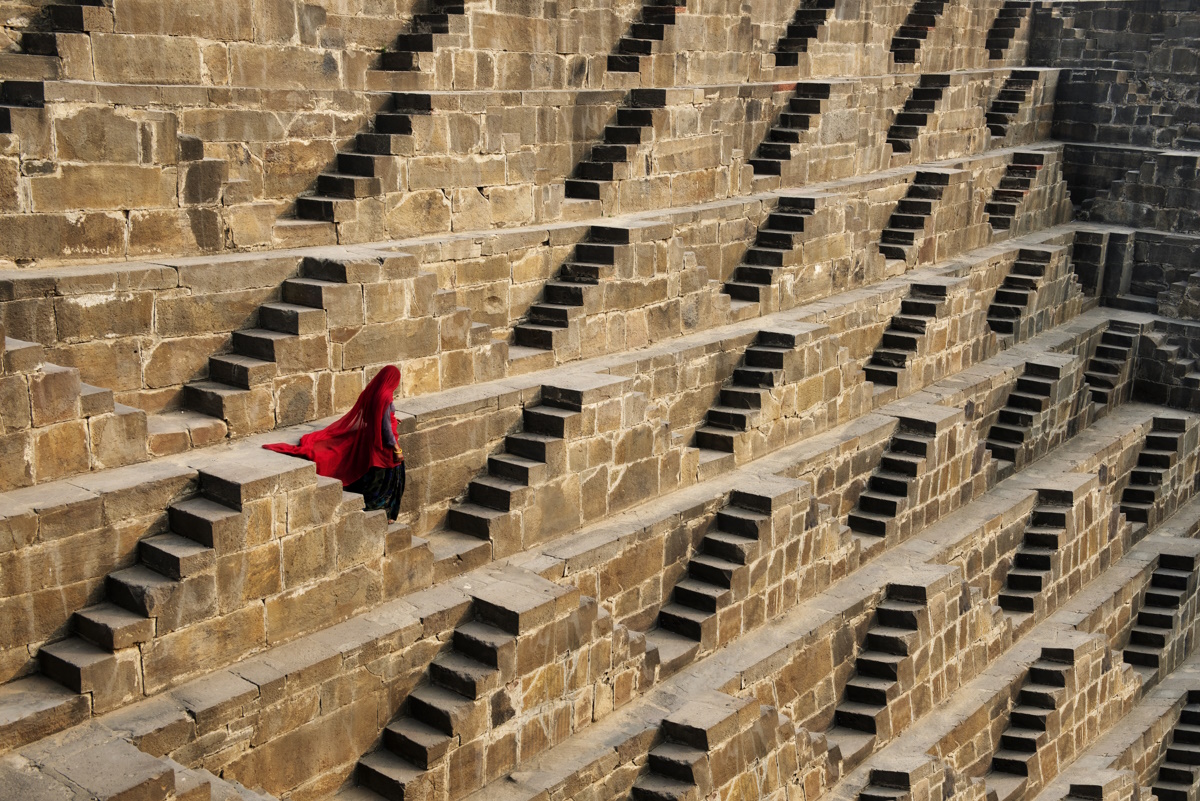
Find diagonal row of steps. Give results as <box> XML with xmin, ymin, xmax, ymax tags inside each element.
<box><xmin>748</xmin><ymin>83</ymin><xmax>832</xmax><ymax>176</ymax></box>
<box><xmin>1084</xmin><ymin>326</ymin><xmax>1137</xmax><ymax>407</ymax></box>
<box><xmin>886</xmin><ymin>75</ymin><xmax>951</xmax><ymax>154</ymax></box>
<box><xmin>997</xmin><ymin>498</ymin><xmax>1071</xmax><ymax>614</ymax></box>
<box><xmin>878</xmin><ymin>172</ymin><xmax>949</xmax><ymax>264</ymax></box>
<box><xmin>512</xmin><ymin>226</ymin><xmax>624</xmax><ymax>353</ymax></box>
<box><xmin>721</xmin><ymin>197</ymin><xmax>815</xmax><ymax>305</ymax></box>
<box><xmin>986</xmin><ymin>248</ymin><xmax>1052</xmax><ymax>335</ymax></box>
<box><xmin>986</xmin><ymin>70</ymin><xmax>1040</xmax><ymax>138</ymax></box>
<box><xmin>0</xmin><ymin>80</ymin><xmax>44</xmax><ymax>135</ymax></box>
<box><xmin>1151</xmin><ymin>694</ymin><xmax>1200</xmax><ymax>801</ymax></box>
<box><xmin>889</xmin><ymin>0</ymin><xmax>949</xmax><ymax>64</ymax></box>
<box><xmin>1119</xmin><ymin>416</ymin><xmax>1187</xmax><ymax>530</ymax></box>
<box><xmin>37</xmin><ymin>486</ymin><xmax>244</xmax><ymax>699</ymax></box>
<box><xmin>378</xmin><ymin>1</ymin><xmax>470</xmax><ymax>73</ymax></box>
<box><xmin>357</xmin><ymin>618</ymin><xmax>516</xmax><ymax>799</ymax></box>
<box><xmin>296</xmin><ymin>92</ymin><xmax>434</xmax><ymax>222</ymax></box>
<box><xmin>984</xmin><ymin>361</ymin><xmax>1061</xmax><ymax>468</ymax></box>
<box><xmin>986</xmin><ymin>152</ymin><xmax>1045</xmax><ymax>231</ymax></box>
<box><xmin>862</xmin><ymin>282</ymin><xmax>950</xmax><ymax>387</ymax></box>
<box><xmin>846</xmin><ymin>425</ymin><xmax>933</xmax><ymax>539</ymax></box>
<box><xmin>772</xmin><ymin>0</ymin><xmax>838</xmax><ymax>67</ymax></box>
<box><xmin>655</xmin><ymin>496</ymin><xmax>772</xmax><ymax>650</ymax></box>
<box><xmin>692</xmin><ymin>329</ymin><xmax>805</xmax><ymax>455</ymax></box>
<box><xmin>831</xmin><ymin>589</ymin><xmax>924</xmax><ymax>739</ymax></box>
<box><xmin>985</xmin><ymin>0</ymin><xmax>1034</xmax><ymax>61</ymax></box>
<box><xmin>565</xmin><ymin>89</ymin><xmax>668</xmax><ymax>201</ymax></box>
<box><xmin>988</xmin><ymin>656</ymin><xmax>1073</xmax><ymax>778</ymax></box>
<box><xmin>1122</xmin><ymin>551</ymin><xmax>1199</xmax><ymax>670</ymax></box>
<box><xmin>607</xmin><ymin>0</ymin><xmax>684</xmax><ymax>72</ymax></box>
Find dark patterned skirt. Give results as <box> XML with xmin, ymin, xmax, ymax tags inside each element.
<box><xmin>346</xmin><ymin>462</ymin><xmax>406</xmax><ymax>522</ymax></box>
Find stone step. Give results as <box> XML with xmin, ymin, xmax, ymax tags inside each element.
<box><xmin>138</xmin><ymin>533</ymin><xmax>215</xmax><ymax>580</ymax></box>
<box><xmin>106</xmin><ymin>564</ymin><xmax>180</xmax><ymax>618</ymax></box>
<box><xmin>383</xmin><ymin>717</ymin><xmax>453</xmax><ymax>770</ymax></box>
<box><xmin>72</xmin><ymin>603</ymin><xmax>155</xmax><ymax>651</ymax></box>
<box><xmin>673</xmin><ymin>577</ymin><xmax>733</xmax><ymax>612</ymax></box>
<box><xmin>453</xmin><ymin>621</ymin><xmax>517</xmax><ymax>671</ymax></box>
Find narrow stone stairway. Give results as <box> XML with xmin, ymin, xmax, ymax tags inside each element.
<box><xmin>1123</xmin><ymin>551</ymin><xmax>1198</xmax><ymax>670</ymax></box>
<box><xmin>831</xmin><ymin>589</ymin><xmax>924</xmax><ymax>737</ymax></box>
<box><xmin>986</xmin><ymin>0</ymin><xmax>1034</xmax><ymax>60</ymax></box>
<box><xmin>38</xmin><ymin>487</ymin><xmax>242</xmax><ymax>694</ymax></box>
<box><xmin>656</xmin><ymin>497</ymin><xmax>769</xmax><ymax>649</ymax></box>
<box><xmin>986</xmin><ymin>152</ymin><xmax>1045</xmax><ymax>230</ymax></box>
<box><xmin>997</xmin><ymin>498</ymin><xmax>1071</xmax><ymax>614</ymax></box>
<box><xmin>442</xmin><ymin>400</ymin><xmax>579</xmax><ymax>555</ymax></box>
<box><xmin>749</xmin><ymin>83</ymin><xmax>832</xmax><ymax>175</ymax></box>
<box><xmin>878</xmin><ymin>173</ymin><xmax>949</xmax><ymax>263</ymax></box>
<box><xmin>986</xmin><ymin>248</ymin><xmax>1052</xmax><ymax>335</ymax></box>
<box><xmin>721</xmin><ymin>197</ymin><xmax>816</xmax><ymax>304</ymax></box>
<box><xmin>984</xmin><ymin>361</ymin><xmax>1058</xmax><ymax>468</ymax></box>
<box><xmin>1083</xmin><ymin>325</ymin><xmax>1137</xmax><ymax>407</ymax></box>
<box><xmin>297</xmin><ymin>92</ymin><xmax>433</xmax><ymax>222</ymax></box>
<box><xmin>846</xmin><ymin>425</ymin><xmax>932</xmax><ymax>538</ymax></box>
<box><xmin>1119</xmin><ymin>416</ymin><xmax>1186</xmax><ymax>529</ymax></box>
<box><xmin>773</xmin><ymin>0</ymin><xmax>838</xmax><ymax>66</ymax></box>
<box><xmin>889</xmin><ymin>0</ymin><xmax>949</xmax><ymax>63</ymax></box>
<box><xmin>513</xmin><ymin>226</ymin><xmax>623</xmax><ymax>352</ymax></box>
<box><xmin>607</xmin><ymin>0</ymin><xmax>684</xmax><ymax>72</ymax></box>
<box><xmin>379</xmin><ymin>1</ymin><xmax>470</xmax><ymax>72</ymax></box>
<box><xmin>886</xmin><ymin>75</ymin><xmax>950</xmax><ymax>153</ymax></box>
<box><xmin>989</xmin><ymin>656</ymin><xmax>1072</xmax><ymax>778</ymax></box>
<box><xmin>1150</xmin><ymin>694</ymin><xmax>1200</xmax><ymax>801</ymax></box>
<box><xmin>565</xmin><ymin>88</ymin><xmax>668</xmax><ymax>200</ymax></box>
<box><xmin>692</xmin><ymin>330</ymin><xmax>805</xmax><ymax>453</ymax></box>
<box><xmin>862</xmin><ymin>282</ymin><xmax>948</xmax><ymax>387</ymax></box>
<box><xmin>986</xmin><ymin>70</ymin><xmax>1039</xmax><ymax>138</ymax></box>
<box><xmin>356</xmin><ymin>618</ymin><xmax>516</xmax><ymax>799</ymax></box>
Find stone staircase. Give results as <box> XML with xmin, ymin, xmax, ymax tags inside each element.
<box><xmin>295</xmin><ymin>92</ymin><xmax>434</xmax><ymax>224</ymax></box>
<box><xmin>986</xmin><ymin>248</ymin><xmax>1052</xmax><ymax>336</ymax></box>
<box><xmin>986</xmin><ymin>71</ymin><xmax>1040</xmax><ymax>139</ymax></box>
<box><xmin>1119</xmin><ymin>416</ymin><xmax>1187</xmax><ymax>530</ymax></box>
<box><xmin>846</xmin><ymin>424</ymin><xmax>931</xmax><ymax>538</ymax></box>
<box><xmin>748</xmin><ymin>83</ymin><xmax>832</xmax><ymax>176</ymax></box>
<box><xmin>691</xmin><ymin>329</ymin><xmax>807</xmax><ymax>457</ymax></box>
<box><xmin>355</xmin><ymin>574</ymin><xmax>584</xmax><ymax>801</ymax></box>
<box><xmin>862</xmin><ymin>282</ymin><xmax>950</xmax><ymax>388</ymax></box>
<box><xmin>379</xmin><ymin>1</ymin><xmax>471</xmax><ymax>73</ymax></box>
<box><xmin>655</xmin><ymin>494</ymin><xmax>771</xmax><ymax>650</ymax></box>
<box><xmin>721</xmin><ymin>196</ymin><xmax>816</xmax><ymax>305</ymax></box>
<box><xmin>1123</xmin><ymin>551</ymin><xmax>1199</xmax><ymax>670</ymax></box>
<box><xmin>986</xmin><ymin>153</ymin><xmax>1045</xmax><ymax>230</ymax></box>
<box><xmin>772</xmin><ymin>0</ymin><xmax>838</xmax><ymax>67</ymax></box>
<box><xmin>564</xmin><ymin>88</ymin><xmax>668</xmax><ymax>201</ymax></box>
<box><xmin>36</xmin><ymin>484</ymin><xmax>251</xmax><ymax>707</ymax></box>
<box><xmin>889</xmin><ymin>0</ymin><xmax>949</xmax><ymax>63</ymax></box>
<box><xmin>988</xmin><ymin>654</ymin><xmax>1074</xmax><ymax>780</ymax></box>
<box><xmin>511</xmin><ymin>226</ymin><xmax>625</xmax><ymax>355</ymax></box>
<box><xmin>986</xmin><ymin>1</ymin><xmax>1034</xmax><ymax>61</ymax></box>
<box><xmin>607</xmin><ymin>0</ymin><xmax>684</xmax><ymax>72</ymax></box>
<box><xmin>831</xmin><ymin>588</ymin><xmax>923</xmax><ymax>740</ymax></box>
<box><xmin>983</xmin><ymin>360</ymin><xmax>1065</xmax><ymax>471</ymax></box>
<box><xmin>1151</xmin><ymin>693</ymin><xmax>1200</xmax><ymax>801</ymax></box>
<box><xmin>886</xmin><ymin>75</ymin><xmax>951</xmax><ymax>154</ymax></box>
<box><xmin>877</xmin><ymin>172</ymin><xmax>950</xmax><ymax>264</ymax></box>
<box><xmin>1084</xmin><ymin>325</ymin><xmax>1137</xmax><ymax>408</ymax></box>
<box><xmin>0</xmin><ymin>334</ymin><xmax>148</xmax><ymax>491</ymax></box>
<box><xmin>997</xmin><ymin>496</ymin><xmax>1071</xmax><ymax>614</ymax></box>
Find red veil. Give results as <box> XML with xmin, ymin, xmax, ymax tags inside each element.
<box><xmin>264</xmin><ymin>365</ymin><xmax>402</xmax><ymax>486</ymax></box>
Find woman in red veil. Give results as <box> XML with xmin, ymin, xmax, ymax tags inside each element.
<box><xmin>265</xmin><ymin>365</ymin><xmax>406</xmax><ymax>521</ymax></box>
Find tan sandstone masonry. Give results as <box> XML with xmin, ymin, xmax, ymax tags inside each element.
<box><xmin>0</xmin><ymin>309</ymin><xmax>1132</xmax><ymax>743</ymax></box>
<box><xmin>0</xmin><ymin>150</ymin><xmax>1073</xmax><ymax>489</ymax></box>
<box><xmin>0</xmin><ymin>263</ymin><xmax>1115</xmax><ymax>711</ymax></box>
<box><xmin>0</xmin><ymin>378</ymin><xmax>1185</xmax><ymax>796</ymax></box>
<box><xmin>0</xmin><ymin>0</ymin><xmax>1039</xmax><ymax>263</ymax></box>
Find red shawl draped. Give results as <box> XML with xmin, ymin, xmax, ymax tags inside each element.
<box><xmin>264</xmin><ymin>365</ymin><xmax>402</xmax><ymax>486</ymax></box>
